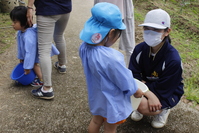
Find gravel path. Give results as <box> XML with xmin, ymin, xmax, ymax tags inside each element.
<box><xmin>0</xmin><ymin>0</ymin><xmax>198</xmax><ymax>132</ymax></box>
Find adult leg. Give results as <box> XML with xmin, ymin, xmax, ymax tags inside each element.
<box><xmin>131</xmin><ymin>97</ymin><xmax>162</xmax><ymax>121</ymax></box>
<box><xmin>119</xmin><ymin>0</ymin><xmax>135</xmax><ymax>65</ymax></box>
<box><xmin>53</xmin><ymin>13</ymin><xmax>70</xmax><ymax>66</ymax></box>
<box><xmin>88</xmin><ymin>115</ymin><xmax>104</xmax><ymax>133</ymax></box>
<box><xmin>93</xmin><ymin>0</ymin><xmax>99</xmax><ymax>5</ymax></box>
<box><xmin>37</xmin><ymin>15</ymin><xmax>56</xmax><ymax>88</ymax></box>
<box><xmin>138</xmin><ymin>97</ymin><xmax>162</xmax><ymax>116</ymax></box>
<box><xmin>134</xmin><ymin>97</ymin><xmax>171</xmax><ymax>128</ymax></box>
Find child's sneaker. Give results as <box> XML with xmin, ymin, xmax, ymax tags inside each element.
<box><xmin>31</xmin><ymin>86</ymin><xmax>54</xmax><ymax>100</ymax></box>
<box><xmin>131</xmin><ymin>110</ymin><xmax>143</xmax><ymax>121</ymax></box>
<box><xmin>31</xmin><ymin>78</ymin><xmax>43</xmax><ymax>87</ymax></box>
<box><xmin>151</xmin><ymin>109</ymin><xmax>171</xmax><ymax>128</ymax></box>
<box><xmin>54</xmin><ymin>62</ymin><xmax>66</xmax><ymax>73</ymax></box>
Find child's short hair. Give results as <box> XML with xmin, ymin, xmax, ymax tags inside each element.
<box><xmin>10</xmin><ymin>6</ymin><xmax>28</xmax><ymax>28</ymax></box>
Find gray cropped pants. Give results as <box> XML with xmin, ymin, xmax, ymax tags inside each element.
<box><xmin>37</xmin><ymin>13</ymin><xmax>70</xmax><ymax>86</ymax></box>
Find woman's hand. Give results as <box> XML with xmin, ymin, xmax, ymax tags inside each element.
<box><xmin>26</xmin><ymin>8</ymin><xmax>33</xmax><ymax>27</ymax></box>
<box><xmin>26</xmin><ymin>0</ymin><xmax>35</xmax><ymax>26</ymax></box>
<box><xmin>144</xmin><ymin>91</ymin><xmax>162</xmax><ymax>112</ymax></box>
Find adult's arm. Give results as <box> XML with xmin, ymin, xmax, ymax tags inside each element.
<box><xmin>144</xmin><ymin>90</ymin><xmax>162</xmax><ymax>112</ymax></box>
<box><xmin>128</xmin><ymin>45</ymin><xmax>143</xmax><ymax>81</ymax></box>
<box><xmin>27</xmin><ymin>0</ymin><xmax>35</xmax><ymax>27</ymax></box>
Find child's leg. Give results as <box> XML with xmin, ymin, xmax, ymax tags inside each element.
<box><xmin>88</xmin><ymin>115</ymin><xmax>104</xmax><ymax>133</ymax></box>
<box><xmin>104</xmin><ymin>121</ymin><xmax>119</xmax><ymax>133</ymax></box>
<box><xmin>33</xmin><ymin>63</ymin><xmax>42</xmax><ymax>80</ymax></box>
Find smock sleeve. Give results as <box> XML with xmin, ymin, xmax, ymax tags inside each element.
<box><xmin>16</xmin><ymin>31</ymin><xmax>24</xmax><ymax>60</ymax></box>
<box><xmin>128</xmin><ymin>45</ymin><xmax>143</xmax><ymax>81</ymax></box>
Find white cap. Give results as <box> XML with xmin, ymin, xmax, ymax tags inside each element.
<box><xmin>139</xmin><ymin>9</ymin><xmax>170</xmax><ymax>29</ymax></box>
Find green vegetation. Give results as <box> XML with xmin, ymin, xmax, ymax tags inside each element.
<box><xmin>0</xmin><ymin>13</ymin><xmax>16</xmax><ymax>54</ymax></box>
<box><xmin>134</xmin><ymin>0</ymin><xmax>199</xmax><ymax>104</ymax></box>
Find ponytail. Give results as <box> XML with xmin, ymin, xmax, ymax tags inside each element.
<box><xmin>163</xmin><ymin>28</ymin><xmax>171</xmax><ymax>43</ymax></box>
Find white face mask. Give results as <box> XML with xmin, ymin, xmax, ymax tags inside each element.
<box><xmin>143</xmin><ymin>30</ymin><xmax>163</xmax><ymax>47</ymax></box>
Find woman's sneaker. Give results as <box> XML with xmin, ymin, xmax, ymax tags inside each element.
<box><xmin>131</xmin><ymin>110</ymin><xmax>143</xmax><ymax>121</ymax></box>
<box><xmin>31</xmin><ymin>86</ymin><xmax>54</xmax><ymax>100</ymax></box>
<box><xmin>151</xmin><ymin>109</ymin><xmax>171</xmax><ymax>128</ymax></box>
<box><xmin>54</xmin><ymin>62</ymin><xmax>66</xmax><ymax>73</ymax></box>
<box><xmin>31</xmin><ymin>78</ymin><xmax>43</xmax><ymax>87</ymax></box>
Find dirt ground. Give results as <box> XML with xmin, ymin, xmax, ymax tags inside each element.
<box><xmin>0</xmin><ymin>0</ymin><xmax>199</xmax><ymax>133</ymax></box>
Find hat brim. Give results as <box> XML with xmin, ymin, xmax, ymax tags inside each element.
<box><xmin>139</xmin><ymin>23</ymin><xmax>167</xmax><ymax>29</ymax></box>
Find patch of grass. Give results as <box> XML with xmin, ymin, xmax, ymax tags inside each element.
<box><xmin>0</xmin><ymin>13</ymin><xmax>16</xmax><ymax>54</ymax></box>
<box><xmin>134</xmin><ymin>0</ymin><xmax>199</xmax><ymax>103</ymax></box>
<box><xmin>184</xmin><ymin>72</ymin><xmax>199</xmax><ymax>103</ymax></box>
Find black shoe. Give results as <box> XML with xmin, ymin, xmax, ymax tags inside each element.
<box><xmin>54</xmin><ymin>62</ymin><xmax>66</xmax><ymax>73</ymax></box>
<box><xmin>31</xmin><ymin>87</ymin><xmax>54</xmax><ymax>100</ymax></box>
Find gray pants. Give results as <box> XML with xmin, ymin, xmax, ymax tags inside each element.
<box><xmin>37</xmin><ymin>13</ymin><xmax>70</xmax><ymax>86</ymax></box>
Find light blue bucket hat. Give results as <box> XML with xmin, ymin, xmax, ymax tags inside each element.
<box><xmin>80</xmin><ymin>2</ymin><xmax>126</xmax><ymax>44</ymax></box>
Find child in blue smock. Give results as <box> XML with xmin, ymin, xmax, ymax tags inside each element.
<box><xmin>10</xmin><ymin>6</ymin><xmax>59</xmax><ymax>87</ymax></box>
<box><xmin>79</xmin><ymin>3</ymin><xmax>143</xmax><ymax>132</ymax></box>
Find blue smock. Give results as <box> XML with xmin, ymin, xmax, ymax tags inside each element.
<box><xmin>79</xmin><ymin>42</ymin><xmax>138</xmax><ymax>123</ymax></box>
<box><xmin>16</xmin><ymin>24</ymin><xmax>59</xmax><ymax>70</ymax></box>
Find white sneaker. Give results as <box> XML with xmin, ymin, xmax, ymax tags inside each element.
<box><xmin>151</xmin><ymin>109</ymin><xmax>171</xmax><ymax>128</ymax></box>
<box><xmin>131</xmin><ymin>110</ymin><xmax>143</xmax><ymax>121</ymax></box>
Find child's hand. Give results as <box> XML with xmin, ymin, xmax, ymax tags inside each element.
<box><xmin>24</xmin><ymin>69</ymin><xmax>31</xmax><ymax>75</ymax></box>
<box><xmin>134</xmin><ymin>88</ymin><xmax>144</xmax><ymax>98</ymax></box>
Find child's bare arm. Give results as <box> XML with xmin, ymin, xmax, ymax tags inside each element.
<box><xmin>133</xmin><ymin>88</ymin><xmax>144</xmax><ymax>98</ymax></box>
